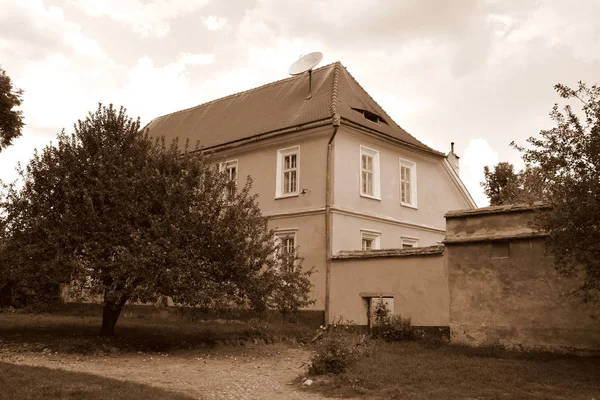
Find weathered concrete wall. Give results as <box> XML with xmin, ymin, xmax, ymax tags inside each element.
<box><xmin>445</xmin><ymin>204</ymin><xmax>600</xmax><ymax>351</ymax></box>
<box><xmin>329</xmin><ymin>246</ymin><xmax>449</xmax><ymax>327</ymax></box>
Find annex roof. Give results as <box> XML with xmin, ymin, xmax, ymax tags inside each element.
<box><xmin>145</xmin><ymin>62</ymin><xmax>442</xmax><ymax>155</ymax></box>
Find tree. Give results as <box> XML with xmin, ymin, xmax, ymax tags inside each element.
<box><xmin>0</xmin><ymin>67</ymin><xmax>24</xmax><ymax>151</ymax></box>
<box><xmin>482</xmin><ymin>162</ymin><xmax>521</xmax><ymax>206</ymax></box>
<box><xmin>481</xmin><ymin>162</ymin><xmax>546</xmax><ymax>205</ymax></box>
<box><xmin>513</xmin><ymin>81</ymin><xmax>600</xmax><ymax>301</ymax></box>
<box><xmin>0</xmin><ymin>104</ymin><xmax>313</xmax><ymax>334</ymax></box>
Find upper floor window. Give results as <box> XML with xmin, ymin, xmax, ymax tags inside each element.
<box><xmin>361</xmin><ymin>230</ymin><xmax>381</xmax><ymax>250</ymax></box>
<box><xmin>360</xmin><ymin>146</ymin><xmax>380</xmax><ymax>199</ymax></box>
<box><xmin>399</xmin><ymin>158</ymin><xmax>417</xmax><ymax>208</ymax></box>
<box><xmin>221</xmin><ymin>160</ymin><xmax>238</xmax><ymax>198</ymax></box>
<box><xmin>276</xmin><ymin>146</ymin><xmax>300</xmax><ymax>198</ymax></box>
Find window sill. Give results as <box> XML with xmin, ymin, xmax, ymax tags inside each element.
<box><xmin>275</xmin><ymin>193</ymin><xmax>299</xmax><ymax>200</ymax></box>
<box><xmin>360</xmin><ymin>193</ymin><xmax>381</xmax><ymax>201</ymax></box>
<box><xmin>400</xmin><ymin>202</ymin><xmax>418</xmax><ymax>209</ymax></box>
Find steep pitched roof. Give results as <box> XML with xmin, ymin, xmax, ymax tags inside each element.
<box><xmin>145</xmin><ymin>62</ymin><xmax>441</xmax><ymax>155</ymax></box>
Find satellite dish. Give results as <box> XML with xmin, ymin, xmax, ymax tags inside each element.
<box><xmin>288</xmin><ymin>52</ymin><xmax>323</xmax><ymax>76</ymax></box>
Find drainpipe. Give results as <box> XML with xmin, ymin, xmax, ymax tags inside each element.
<box><xmin>324</xmin><ymin>114</ymin><xmax>340</xmax><ymax>326</ymax></box>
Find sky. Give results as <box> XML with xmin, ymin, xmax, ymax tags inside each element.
<box><xmin>1</xmin><ymin>0</ymin><xmax>599</xmax><ymax>206</ymax></box>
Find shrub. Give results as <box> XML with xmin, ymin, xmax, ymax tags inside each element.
<box><xmin>370</xmin><ymin>297</ymin><xmax>413</xmax><ymax>342</ymax></box>
<box><xmin>308</xmin><ymin>320</ymin><xmax>367</xmax><ymax>375</ymax></box>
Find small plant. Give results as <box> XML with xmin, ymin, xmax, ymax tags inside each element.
<box><xmin>370</xmin><ymin>297</ymin><xmax>413</xmax><ymax>342</ymax></box>
<box><xmin>308</xmin><ymin>318</ymin><xmax>367</xmax><ymax>375</ymax></box>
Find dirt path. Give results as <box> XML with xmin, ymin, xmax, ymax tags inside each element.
<box><xmin>1</xmin><ymin>344</ymin><xmax>326</xmax><ymax>400</ymax></box>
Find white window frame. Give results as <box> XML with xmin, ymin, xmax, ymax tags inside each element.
<box><xmin>401</xmin><ymin>236</ymin><xmax>419</xmax><ymax>249</ymax></box>
<box><xmin>275</xmin><ymin>146</ymin><xmax>300</xmax><ymax>198</ymax></box>
<box><xmin>399</xmin><ymin>158</ymin><xmax>417</xmax><ymax>208</ymax></box>
<box><xmin>361</xmin><ymin>230</ymin><xmax>381</xmax><ymax>251</ymax></box>
<box><xmin>220</xmin><ymin>159</ymin><xmax>238</xmax><ymax>198</ymax></box>
<box><xmin>275</xmin><ymin>229</ymin><xmax>297</xmax><ymax>256</ymax></box>
<box><xmin>360</xmin><ymin>146</ymin><xmax>381</xmax><ymax>200</ymax></box>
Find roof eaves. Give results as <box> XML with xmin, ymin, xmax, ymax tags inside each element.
<box><xmin>198</xmin><ymin>117</ymin><xmax>333</xmax><ymax>154</ymax></box>
<box><xmin>339</xmin><ymin>117</ymin><xmax>446</xmax><ymax>158</ymax></box>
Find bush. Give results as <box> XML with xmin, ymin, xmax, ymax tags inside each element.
<box><xmin>308</xmin><ymin>320</ymin><xmax>368</xmax><ymax>375</ymax></box>
<box><xmin>370</xmin><ymin>297</ymin><xmax>413</xmax><ymax>342</ymax></box>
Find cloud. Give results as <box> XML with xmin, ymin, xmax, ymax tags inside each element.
<box><xmin>73</xmin><ymin>0</ymin><xmax>209</xmax><ymax>37</ymax></box>
<box><xmin>202</xmin><ymin>15</ymin><xmax>228</xmax><ymax>31</ymax></box>
<box><xmin>97</xmin><ymin>53</ymin><xmax>215</xmax><ymax>124</ymax></box>
<box><xmin>0</xmin><ymin>0</ymin><xmax>110</xmax><ymax>62</ymax></box>
<box><xmin>461</xmin><ymin>138</ymin><xmax>499</xmax><ymax>207</ymax></box>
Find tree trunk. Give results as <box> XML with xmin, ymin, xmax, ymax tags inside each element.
<box><xmin>100</xmin><ymin>299</ymin><xmax>126</xmax><ymax>336</ymax></box>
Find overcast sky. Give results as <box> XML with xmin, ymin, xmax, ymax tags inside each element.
<box><xmin>1</xmin><ymin>0</ymin><xmax>599</xmax><ymax>206</ymax></box>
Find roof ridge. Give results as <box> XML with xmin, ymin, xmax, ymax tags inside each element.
<box><xmin>151</xmin><ymin>62</ymin><xmax>338</xmax><ymax>122</ymax></box>
<box><xmin>340</xmin><ymin>65</ymin><xmax>436</xmax><ymax>153</ymax></box>
<box><xmin>330</xmin><ymin>61</ymin><xmax>341</xmax><ymax>117</ymax></box>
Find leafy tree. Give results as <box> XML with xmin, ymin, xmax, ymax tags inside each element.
<box><xmin>482</xmin><ymin>162</ymin><xmax>521</xmax><ymax>206</ymax></box>
<box><xmin>481</xmin><ymin>162</ymin><xmax>546</xmax><ymax>205</ymax></box>
<box><xmin>513</xmin><ymin>81</ymin><xmax>600</xmax><ymax>300</ymax></box>
<box><xmin>0</xmin><ymin>67</ymin><xmax>24</xmax><ymax>151</ymax></box>
<box><xmin>0</xmin><ymin>104</ymin><xmax>313</xmax><ymax>334</ymax></box>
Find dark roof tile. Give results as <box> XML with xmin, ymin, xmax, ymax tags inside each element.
<box><xmin>146</xmin><ymin>62</ymin><xmax>440</xmax><ymax>155</ymax></box>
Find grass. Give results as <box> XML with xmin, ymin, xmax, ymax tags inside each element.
<box><xmin>305</xmin><ymin>341</ymin><xmax>600</xmax><ymax>400</ymax></box>
<box><xmin>0</xmin><ymin>362</ymin><xmax>196</xmax><ymax>400</ymax></box>
<box><xmin>0</xmin><ymin>312</ymin><xmax>315</xmax><ymax>355</ymax></box>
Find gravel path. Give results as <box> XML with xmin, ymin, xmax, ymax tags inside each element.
<box><xmin>1</xmin><ymin>344</ymin><xmax>326</xmax><ymax>400</ymax></box>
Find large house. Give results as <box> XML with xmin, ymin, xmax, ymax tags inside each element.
<box><xmin>146</xmin><ymin>62</ymin><xmax>475</xmax><ymax>324</ymax></box>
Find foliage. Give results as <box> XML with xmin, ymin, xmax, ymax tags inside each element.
<box><xmin>513</xmin><ymin>81</ymin><xmax>600</xmax><ymax>300</ymax></box>
<box><xmin>481</xmin><ymin>162</ymin><xmax>545</xmax><ymax>206</ymax></box>
<box><xmin>261</xmin><ymin>249</ymin><xmax>315</xmax><ymax>320</ymax></box>
<box><xmin>305</xmin><ymin>341</ymin><xmax>600</xmax><ymax>400</ymax></box>
<box><xmin>0</xmin><ymin>104</ymin><xmax>313</xmax><ymax>335</ymax></box>
<box><xmin>0</xmin><ymin>67</ymin><xmax>24</xmax><ymax>152</ymax></box>
<box><xmin>308</xmin><ymin>319</ymin><xmax>368</xmax><ymax>375</ymax></box>
<box><xmin>370</xmin><ymin>297</ymin><xmax>413</xmax><ymax>342</ymax></box>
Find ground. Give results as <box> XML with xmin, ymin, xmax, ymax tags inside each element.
<box><xmin>0</xmin><ymin>343</ymin><xmax>323</xmax><ymax>400</ymax></box>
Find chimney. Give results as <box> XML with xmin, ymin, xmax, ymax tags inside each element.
<box><xmin>447</xmin><ymin>141</ymin><xmax>460</xmax><ymax>175</ymax></box>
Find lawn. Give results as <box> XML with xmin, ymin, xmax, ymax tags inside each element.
<box><xmin>306</xmin><ymin>341</ymin><xmax>600</xmax><ymax>400</ymax></box>
<box><xmin>0</xmin><ymin>362</ymin><xmax>196</xmax><ymax>400</ymax></box>
<box><xmin>0</xmin><ymin>311</ymin><xmax>315</xmax><ymax>355</ymax></box>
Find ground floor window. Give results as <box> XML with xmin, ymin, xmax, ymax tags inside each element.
<box><xmin>401</xmin><ymin>237</ymin><xmax>418</xmax><ymax>249</ymax></box>
<box><xmin>361</xmin><ymin>230</ymin><xmax>381</xmax><ymax>250</ymax></box>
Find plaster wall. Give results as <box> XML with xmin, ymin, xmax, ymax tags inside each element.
<box><xmin>210</xmin><ymin>126</ymin><xmax>332</xmax><ymax>215</ymax></box>
<box><xmin>331</xmin><ymin>212</ymin><xmax>444</xmax><ymax>254</ymax></box>
<box><xmin>329</xmin><ymin>253</ymin><xmax>448</xmax><ymax>326</ymax></box>
<box><xmin>332</xmin><ymin>128</ymin><xmax>471</xmax><ymax>230</ymax></box>
<box><xmin>446</xmin><ymin>209</ymin><xmax>600</xmax><ymax>350</ymax></box>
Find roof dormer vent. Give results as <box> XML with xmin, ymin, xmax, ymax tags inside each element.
<box><xmin>351</xmin><ymin>107</ymin><xmax>387</xmax><ymax>124</ymax></box>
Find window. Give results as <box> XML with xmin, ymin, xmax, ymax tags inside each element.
<box><xmin>360</xmin><ymin>146</ymin><xmax>380</xmax><ymax>199</ymax></box>
<box><xmin>399</xmin><ymin>158</ymin><xmax>417</xmax><ymax>207</ymax></box>
<box><xmin>401</xmin><ymin>237</ymin><xmax>419</xmax><ymax>249</ymax></box>
<box><xmin>221</xmin><ymin>160</ymin><xmax>238</xmax><ymax>198</ymax></box>
<box><xmin>276</xmin><ymin>146</ymin><xmax>300</xmax><ymax>198</ymax></box>
<box><xmin>361</xmin><ymin>230</ymin><xmax>381</xmax><ymax>250</ymax></box>
<box><xmin>275</xmin><ymin>230</ymin><xmax>297</xmax><ymax>256</ymax></box>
